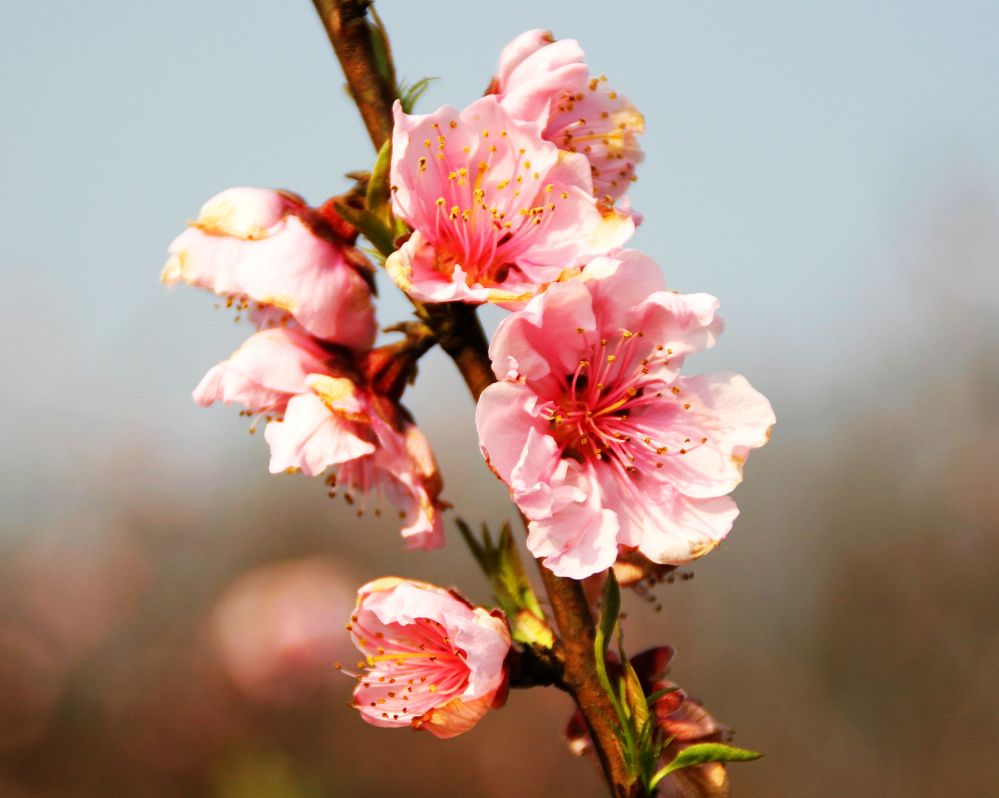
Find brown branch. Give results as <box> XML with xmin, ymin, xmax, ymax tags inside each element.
<box><xmin>311</xmin><ymin>0</ymin><xmax>395</xmax><ymax>150</ymax></box>
<box><xmin>310</xmin><ymin>2</ymin><xmax>634</xmax><ymax>794</ymax></box>
<box><xmin>418</xmin><ymin>302</ymin><xmax>494</xmax><ymax>401</ymax></box>
<box><xmin>537</xmin><ymin>563</ymin><xmax>639</xmax><ymax>797</ymax></box>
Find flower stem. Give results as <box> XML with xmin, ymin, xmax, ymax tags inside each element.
<box><xmin>310</xmin><ymin>2</ymin><xmax>636</xmax><ymax>794</ymax></box>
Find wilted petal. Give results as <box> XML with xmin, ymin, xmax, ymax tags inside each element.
<box><xmin>192</xmin><ymin>327</ymin><xmax>331</xmax><ymax>414</ymax></box>
<box><xmin>163</xmin><ymin>187</ymin><xmax>376</xmax><ymax>350</ymax></box>
<box><xmin>264</xmin><ymin>392</ymin><xmax>375</xmax><ymax>477</ymax></box>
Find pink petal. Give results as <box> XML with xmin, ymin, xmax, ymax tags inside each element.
<box><xmin>635</xmin><ymin>491</ymin><xmax>740</xmax><ymax>564</ymax></box>
<box><xmin>487</xmin><ymin>278</ymin><xmax>597</xmax><ymax>390</ymax></box>
<box><xmin>194</xmin><ymin>187</ymin><xmax>303</xmax><ymax>237</ymax></box>
<box><xmin>509</xmin><ymin>428</ymin><xmax>589</xmax><ymax>521</ymax></box>
<box><xmin>527</xmin><ymin>497</ymin><xmax>620</xmax><ymax>579</ymax></box>
<box><xmin>162</xmin><ymin>188</ymin><xmax>376</xmax><ymax>351</ymax></box>
<box><xmin>360</xmin><ymin>420</ymin><xmax>446</xmax><ymax>551</ymax></box>
<box><xmin>496</xmin><ymin>30</ymin><xmax>588</xmax><ymax>126</ymax></box>
<box><xmin>475</xmin><ymin>382</ymin><xmax>548</xmax><ymax>483</ymax></box>
<box><xmin>231</xmin><ymin>215</ymin><xmax>376</xmax><ymax>350</ymax></box>
<box><xmin>192</xmin><ymin>327</ymin><xmax>331</xmax><ymax>414</ymax></box>
<box><xmin>264</xmin><ymin>392</ymin><xmax>374</xmax><ymax>477</ymax></box>
<box><xmin>413</xmin><ymin>692</ymin><xmax>496</xmax><ymax>739</ymax></box>
<box><xmin>636</xmin><ymin>372</ymin><xmax>774</xmax><ymax>500</ymax></box>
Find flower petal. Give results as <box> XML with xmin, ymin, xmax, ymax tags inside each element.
<box><xmin>264</xmin><ymin>393</ymin><xmax>374</xmax><ymax>477</ymax></box>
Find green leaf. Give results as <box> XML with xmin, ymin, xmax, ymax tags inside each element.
<box><xmin>621</xmin><ymin>656</ymin><xmax>649</xmax><ymax>731</ymax></box>
<box><xmin>593</xmin><ymin>572</ymin><xmax>633</xmax><ymax>759</ymax></box>
<box><xmin>496</xmin><ymin>524</ymin><xmax>545</xmax><ymax>620</ymax></box>
<box><xmin>398</xmin><ymin>77</ymin><xmax>437</xmax><ymax>113</ymax></box>
<box><xmin>455</xmin><ymin>519</ymin><xmax>554</xmax><ymax>648</ymax></box>
<box><xmin>455</xmin><ymin>518</ymin><xmax>487</xmax><ymax>569</ymax></box>
<box><xmin>636</xmin><ymin>716</ymin><xmax>664</xmax><ymax>793</ymax></box>
<box><xmin>644</xmin><ymin>686</ymin><xmax>680</xmax><ymax>706</ymax></box>
<box><xmin>649</xmin><ymin>743</ymin><xmax>762</xmax><ymax>790</ymax></box>
<box><xmin>365</xmin><ymin>139</ymin><xmax>393</xmax><ymax>222</ymax></box>
<box><xmin>332</xmin><ymin>201</ymin><xmax>396</xmax><ymax>258</ymax></box>
<box><xmin>595</xmin><ymin>571</ymin><xmax>620</xmax><ymax>666</ymax></box>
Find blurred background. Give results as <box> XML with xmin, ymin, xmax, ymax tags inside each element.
<box><xmin>2</xmin><ymin>1</ymin><xmax>997</xmax><ymax>795</ymax></box>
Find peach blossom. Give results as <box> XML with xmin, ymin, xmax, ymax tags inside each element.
<box><xmin>162</xmin><ymin>187</ymin><xmax>376</xmax><ymax>351</ymax></box>
<box><xmin>387</xmin><ymin>96</ymin><xmax>632</xmax><ymax>304</ymax></box>
<box><xmin>348</xmin><ymin>578</ymin><xmax>511</xmax><ymax>739</ymax></box>
<box><xmin>495</xmin><ymin>30</ymin><xmax>645</xmax><ymax>210</ymax></box>
<box><xmin>476</xmin><ymin>251</ymin><xmax>774</xmax><ymax>578</ymax></box>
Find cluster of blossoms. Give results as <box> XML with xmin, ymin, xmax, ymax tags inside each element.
<box><xmin>163</xmin><ymin>187</ymin><xmax>446</xmax><ymax>549</ymax></box>
<box><xmin>386</xmin><ymin>30</ymin><xmax>773</xmax><ymax>581</ymax></box>
<box><xmin>163</xmin><ymin>25</ymin><xmax>773</xmax><ymax>765</ymax></box>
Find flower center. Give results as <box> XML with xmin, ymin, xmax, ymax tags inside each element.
<box><xmin>411</xmin><ymin>120</ymin><xmax>571</xmax><ymax>286</ymax></box>
<box><xmin>346</xmin><ymin>614</ymin><xmax>470</xmax><ymax>724</ymax></box>
<box><xmin>544</xmin><ymin>329</ymin><xmax>706</xmax><ymax>479</ymax></box>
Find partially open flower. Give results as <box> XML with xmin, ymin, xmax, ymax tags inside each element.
<box><xmin>476</xmin><ymin>250</ymin><xmax>775</xmax><ymax>579</ymax></box>
<box><xmin>566</xmin><ymin>647</ymin><xmax>730</xmax><ymax>797</ymax></box>
<box><xmin>494</xmin><ymin>30</ymin><xmax>645</xmax><ymax>212</ymax></box>
<box><xmin>347</xmin><ymin>578</ymin><xmax>511</xmax><ymax>739</ymax></box>
<box><xmin>387</xmin><ymin>96</ymin><xmax>633</xmax><ymax>305</ymax></box>
<box><xmin>162</xmin><ymin>187</ymin><xmax>376</xmax><ymax>351</ymax></box>
<box><xmin>194</xmin><ymin>327</ymin><xmax>446</xmax><ymax>550</ymax></box>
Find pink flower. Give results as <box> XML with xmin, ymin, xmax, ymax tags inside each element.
<box><xmin>387</xmin><ymin>96</ymin><xmax>633</xmax><ymax>305</ymax></box>
<box><xmin>494</xmin><ymin>30</ymin><xmax>645</xmax><ymax>210</ymax></box>
<box><xmin>194</xmin><ymin>327</ymin><xmax>446</xmax><ymax>550</ymax></box>
<box><xmin>162</xmin><ymin>187</ymin><xmax>376</xmax><ymax>351</ymax></box>
<box><xmin>476</xmin><ymin>251</ymin><xmax>774</xmax><ymax>579</ymax></box>
<box><xmin>347</xmin><ymin>578</ymin><xmax>511</xmax><ymax>739</ymax></box>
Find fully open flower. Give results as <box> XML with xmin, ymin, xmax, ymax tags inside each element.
<box><xmin>476</xmin><ymin>251</ymin><xmax>774</xmax><ymax>579</ymax></box>
<box><xmin>494</xmin><ymin>30</ymin><xmax>645</xmax><ymax>211</ymax></box>
<box><xmin>387</xmin><ymin>96</ymin><xmax>632</xmax><ymax>304</ymax></box>
<box><xmin>162</xmin><ymin>187</ymin><xmax>376</xmax><ymax>351</ymax></box>
<box><xmin>347</xmin><ymin>578</ymin><xmax>511</xmax><ymax>739</ymax></box>
<box><xmin>566</xmin><ymin>647</ymin><xmax>730</xmax><ymax>797</ymax></box>
<box><xmin>194</xmin><ymin>327</ymin><xmax>446</xmax><ymax>550</ymax></box>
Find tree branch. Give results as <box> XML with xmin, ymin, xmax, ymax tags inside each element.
<box><xmin>310</xmin><ymin>2</ymin><xmax>635</xmax><ymax>794</ymax></box>
<box><xmin>311</xmin><ymin>0</ymin><xmax>395</xmax><ymax>150</ymax></box>
<box><xmin>537</xmin><ymin>563</ymin><xmax>639</xmax><ymax>797</ymax></box>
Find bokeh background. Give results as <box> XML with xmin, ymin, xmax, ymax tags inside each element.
<box><xmin>2</xmin><ymin>1</ymin><xmax>998</xmax><ymax>796</ymax></box>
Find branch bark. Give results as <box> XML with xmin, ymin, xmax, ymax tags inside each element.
<box><xmin>538</xmin><ymin>564</ymin><xmax>640</xmax><ymax>797</ymax></box>
<box><xmin>311</xmin><ymin>0</ymin><xmax>395</xmax><ymax>150</ymax></box>
<box><xmin>310</xmin><ymin>3</ymin><xmax>635</xmax><ymax>794</ymax></box>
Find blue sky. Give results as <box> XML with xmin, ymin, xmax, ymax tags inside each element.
<box><xmin>2</xmin><ymin>0</ymin><xmax>997</xmax><ymax>522</ymax></box>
